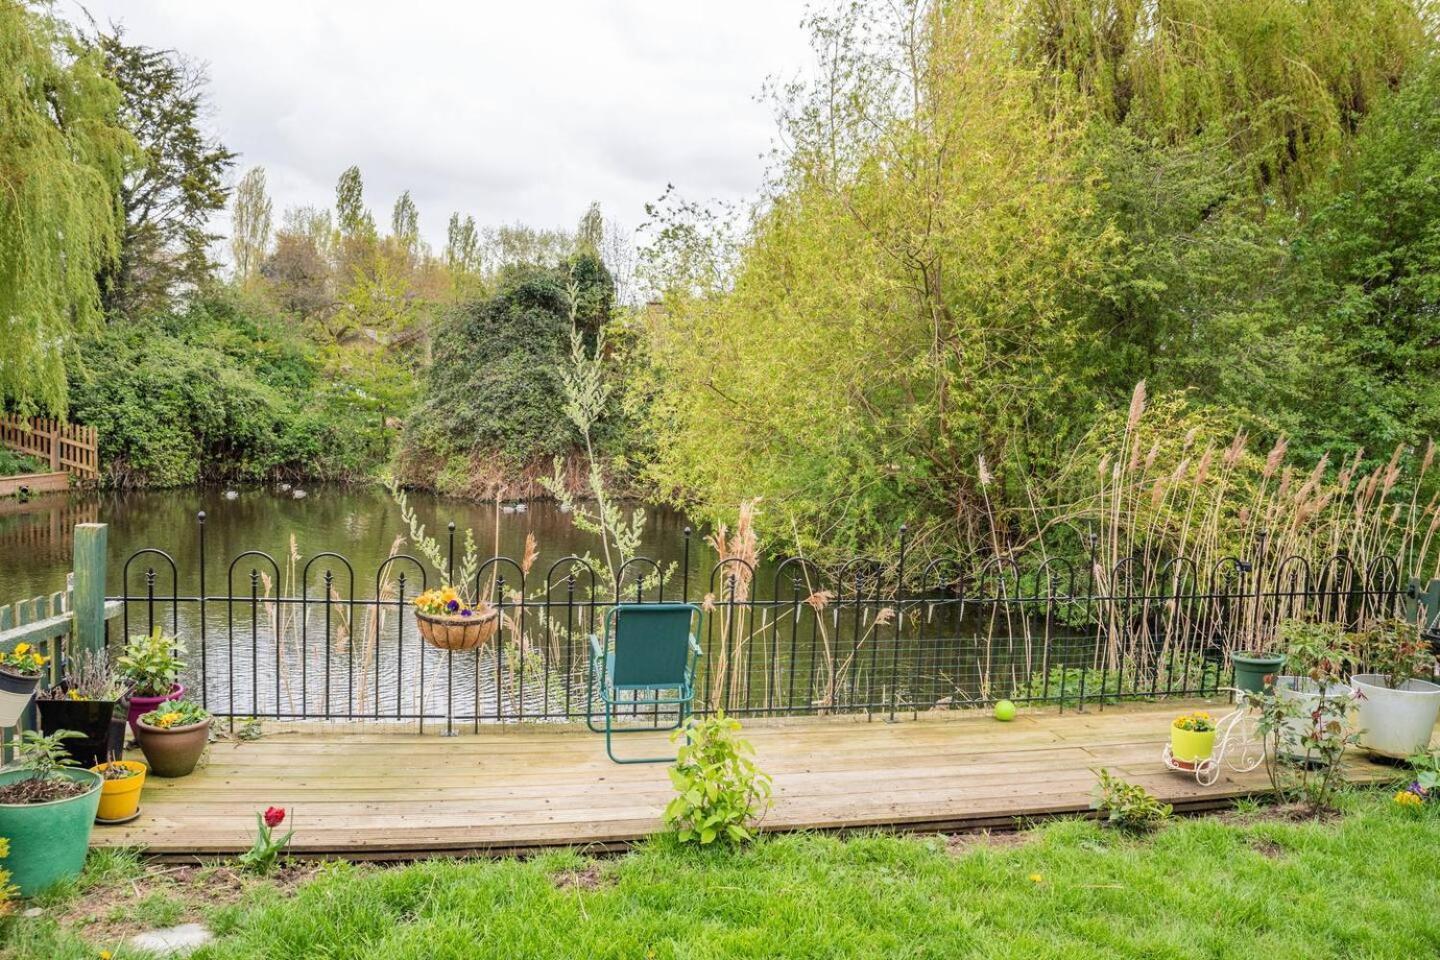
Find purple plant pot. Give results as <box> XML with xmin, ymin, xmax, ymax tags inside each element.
<box><xmin>126</xmin><ymin>683</ymin><xmax>184</xmax><ymax>738</ymax></box>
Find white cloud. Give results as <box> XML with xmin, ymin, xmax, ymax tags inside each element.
<box><xmin>72</xmin><ymin>0</ymin><xmax>814</xmax><ymax>250</ymax></box>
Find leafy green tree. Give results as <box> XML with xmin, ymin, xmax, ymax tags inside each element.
<box><xmin>96</xmin><ymin>28</ymin><xmax>235</xmax><ymax>317</ymax></box>
<box><xmin>576</xmin><ymin>202</ymin><xmax>604</xmax><ymax>255</ymax></box>
<box><xmin>67</xmin><ymin>294</ymin><xmax>392</xmax><ymax>485</ymax></box>
<box><xmin>646</xmin><ymin>1</ymin><xmax>1099</xmax><ymax>559</ymax></box>
<box><xmin>0</xmin><ymin>0</ymin><xmax>131</xmax><ymax>415</ymax></box>
<box><xmin>1289</xmin><ymin>61</ymin><xmax>1440</xmax><ymax>458</ymax></box>
<box><xmin>641</xmin><ymin>0</ymin><xmax>1439</xmax><ymax>561</ymax></box>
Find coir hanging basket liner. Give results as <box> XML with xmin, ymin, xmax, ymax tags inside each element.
<box><xmin>416</xmin><ymin>609</ymin><xmax>499</xmax><ymax>651</ymax></box>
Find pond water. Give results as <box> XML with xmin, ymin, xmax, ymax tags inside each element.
<box><xmin>0</xmin><ymin>486</ymin><xmax>1123</xmax><ymax>724</ymax></box>
<box><xmin>0</xmin><ymin>484</ymin><xmax>695</xmax><ymax>603</ymax></box>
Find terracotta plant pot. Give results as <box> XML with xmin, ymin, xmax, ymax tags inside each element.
<box><xmin>91</xmin><ymin>761</ymin><xmax>148</xmax><ymax>822</ymax></box>
<box><xmin>416</xmin><ymin>610</ymin><xmax>499</xmax><ymax>651</ymax></box>
<box><xmin>126</xmin><ymin>682</ymin><xmax>184</xmax><ymax>738</ymax></box>
<box><xmin>135</xmin><ymin>717</ymin><xmax>211</xmax><ymax>778</ymax></box>
<box><xmin>0</xmin><ymin>669</ymin><xmax>40</xmax><ymax>727</ymax></box>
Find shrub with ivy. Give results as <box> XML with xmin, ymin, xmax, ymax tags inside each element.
<box><xmin>397</xmin><ymin>253</ymin><xmax>628</xmax><ymax>488</ymax></box>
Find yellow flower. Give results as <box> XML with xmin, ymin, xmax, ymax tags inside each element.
<box><xmin>157</xmin><ymin>711</ymin><xmax>183</xmax><ymax>728</ymax></box>
<box><xmin>1028</xmin><ymin>873</ymin><xmax>1044</xmax><ymax>884</ymax></box>
<box><xmin>12</xmin><ymin>643</ymin><xmax>29</xmax><ymax>656</ymax></box>
<box><xmin>1395</xmin><ymin>790</ymin><xmax>1423</xmax><ymax>808</ymax></box>
<box><xmin>99</xmin><ymin>951</ymin><xmax>113</xmax><ymax>960</ymax></box>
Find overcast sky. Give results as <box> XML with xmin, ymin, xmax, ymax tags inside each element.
<box><xmin>70</xmin><ymin>0</ymin><xmax>815</xmax><ymax>251</ymax></box>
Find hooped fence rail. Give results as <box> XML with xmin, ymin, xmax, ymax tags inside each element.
<box><xmin>101</xmin><ymin>512</ymin><xmax>1424</xmax><ymax>734</ymax></box>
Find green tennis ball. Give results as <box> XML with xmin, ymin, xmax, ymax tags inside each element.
<box><xmin>993</xmin><ymin>699</ymin><xmax>1017</xmax><ymax>722</ymax></box>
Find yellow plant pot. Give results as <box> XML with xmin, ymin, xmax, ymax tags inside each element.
<box><xmin>1170</xmin><ymin>727</ymin><xmax>1216</xmax><ymax>763</ymax></box>
<box><xmin>90</xmin><ymin>761</ymin><xmax>147</xmax><ymax>822</ymax></box>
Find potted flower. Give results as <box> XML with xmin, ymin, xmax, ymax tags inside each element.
<box><xmin>0</xmin><ymin>730</ymin><xmax>102</xmax><ymax>896</ymax></box>
<box><xmin>116</xmin><ymin>628</ymin><xmax>186</xmax><ymax>737</ymax></box>
<box><xmin>0</xmin><ymin>642</ymin><xmax>49</xmax><ymax>727</ymax></box>
<box><xmin>35</xmin><ymin>648</ymin><xmax>131</xmax><ymax>768</ymax></box>
<box><xmin>413</xmin><ymin>586</ymin><xmax>499</xmax><ymax>651</ymax></box>
<box><xmin>90</xmin><ymin>760</ymin><xmax>147</xmax><ymax>823</ymax></box>
<box><xmin>1274</xmin><ymin>618</ymin><xmax>1354</xmax><ymax>757</ymax></box>
<box><xmin>1348</xmin><ymin>618</ymin><xmax>1440</xmax><ymax>759</ymax></box>
<box><xmin>1171</xmin><ymin>711</ymin><xmax>1217</xmax><ymax>763</ymax></box>
<box><xmin>134</xmin><ymin>699</ymin><xmax>211</xmax><ymax>777</ymax></box>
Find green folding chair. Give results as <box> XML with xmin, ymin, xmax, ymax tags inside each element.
<box><xmin>587</xmin><ymin>603</ymin><xmax>702</xmax><ymax>763</ymax></box>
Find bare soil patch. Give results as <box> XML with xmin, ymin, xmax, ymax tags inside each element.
<box><xmin>943</xmin><ymin>829</ymin><xmax>1037</xmax><ymax>855</ymax></box>
<box><xmin>551</xmin><ymin>863</ymin><xmax>612</xmax><ymax>892</ymax></box>
<box><xmin>50</xmin><ymin>859</ymin><xmax>321</xmax><ymax>951</ymax></box>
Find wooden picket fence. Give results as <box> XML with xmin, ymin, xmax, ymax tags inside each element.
<box><xmin>0</xmin><ymin>414</ymin><xmax>99</xmax><ymax>480</ymax></box>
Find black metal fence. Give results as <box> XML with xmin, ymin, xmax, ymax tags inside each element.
<box><xmin>107</xmin><ymin>513</ymin><xmax>1408</xmax><ymax>731</ymax></box>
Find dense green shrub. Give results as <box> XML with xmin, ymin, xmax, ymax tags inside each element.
<box><xmin>66</xmin><ymin>296</ymin><xmax>394</xmax><ymax>485</ymax></box>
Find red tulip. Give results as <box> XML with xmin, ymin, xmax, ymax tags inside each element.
<box><xmin>263</xmin><ymin>806</ymin><xmax>286</xmax><ymax>828</ymax></box>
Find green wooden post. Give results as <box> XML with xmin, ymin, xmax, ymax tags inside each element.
<box><xmin>72</xmin><ymin>522</ymin><xmax>108</xmax><ymax>655</ymax></box>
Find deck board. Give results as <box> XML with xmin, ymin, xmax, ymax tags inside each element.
<box><xmin>92</xmin><ymin>700</ymin><xmax>1409</xmax><ymax>859</ymax></box>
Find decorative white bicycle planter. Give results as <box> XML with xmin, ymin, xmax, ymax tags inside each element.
<box><xmin>1161</xmin><ymin>689</ymin><xmax>1265</xmax><ymax>787</ymax></box>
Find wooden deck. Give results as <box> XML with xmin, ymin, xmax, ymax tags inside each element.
<box><xmin>93</xmin><ymin>701</ymin><xmax>1406</xmax><ymax>860</ymax></box>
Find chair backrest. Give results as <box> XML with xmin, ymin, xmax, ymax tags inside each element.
<box><xmin>608</xmin><ymin>603</ymin><xmax>698</xmax><ymax>688</ymax></box>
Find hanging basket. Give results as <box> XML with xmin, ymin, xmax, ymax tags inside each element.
<box><xmin>416</xmin><ymin>609</ymin><xmax>499</xmax><ymax>651</ymax></box>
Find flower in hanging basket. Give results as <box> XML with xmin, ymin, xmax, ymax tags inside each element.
<box><xmin>414</xmin><ymin>586</ymin><xmax>494</xmax><ymax>620</ymax></box>
<box><xmin>0</xmin><ymin>643</ymin><xmax>48</xmax><ymax>678</ymax></box>
<box><xmin>413</xmin><ymin>587</ymin><xmax>499</xmax><ymax>651</ymax></box>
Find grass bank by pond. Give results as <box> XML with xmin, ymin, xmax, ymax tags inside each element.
<box><xmin>7</xmin><ymin>790</ymin><xmax>1438</xmax><ymax>960</ymax></box>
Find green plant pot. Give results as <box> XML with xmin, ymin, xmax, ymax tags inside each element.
<box><xmin>1231</xmin><ymin>652</ymin><xmax>1285</xmax><ymax>694</ymax></box>
<box><xmin>0</xmin><ymin>768</ymin><xmax>102</xmax><ymax>896</ymax></box>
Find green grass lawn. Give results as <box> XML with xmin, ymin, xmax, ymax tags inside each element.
<box><xmin>7</xmin><ymin>790</ymin><xmax>1439</xmax><ymax>959</ymax></box>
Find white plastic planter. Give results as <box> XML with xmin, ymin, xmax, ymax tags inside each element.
<box><xmin>1351</xmin><ymin>674</ymin><xmax>1440</xmax><ymax>760</ymax></box>
<box><xmin>1275</xmin><ymin>676</ymin><xmax>1353</xmax><ymax>759</ymax></box>
<box><xmin>0</xmin><ymin>669</ymin><xmax>40</xmax><ymax>727</ymax></box>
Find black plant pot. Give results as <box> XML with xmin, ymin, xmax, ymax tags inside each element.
<box><xmin>36</xmin><ymin>694</ymin><xmax>129</xmax><ymax>768</ymax></box>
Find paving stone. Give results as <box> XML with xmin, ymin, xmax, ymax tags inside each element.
<box><xmin>128</xmin><ymin>922</ymin><xmax>214</xmax><ymax>956</ymax></box>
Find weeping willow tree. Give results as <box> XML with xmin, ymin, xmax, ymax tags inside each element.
<box><xmin>1016</xmin><ymin>0</ymin><xmax>1431</xmax><ymax>198</ymax></box>
<box><xmin>0</xmin><ymin>1</ymin><xmax>130</xmax><ymax>415</ymax></box>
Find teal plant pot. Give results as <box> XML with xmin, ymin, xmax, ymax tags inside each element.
<box><xmin>1232</xmin><ymin>653</ymin><xmax>1285</xmax><ymax>694</ymax></box>
<box><xmin>0</xmin><ymin>768</ymin><xmax>102</xmax><ymax>896</ymax></box>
